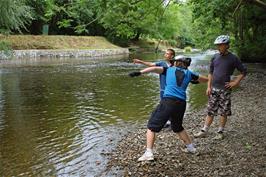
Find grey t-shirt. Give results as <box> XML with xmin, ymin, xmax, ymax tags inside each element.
<box><xmin>209</xmin><ymin>52</ymin><xmax>247</xmax><ymax>89</ymax></box>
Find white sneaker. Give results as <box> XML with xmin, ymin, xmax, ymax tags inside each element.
<box><xmin>194</xmin><ymin>130</ymin><xmax>207</xmax><ymax>138</ymax></box>
<box><xmin>181</xmin><ymin>147</ymin><xmax>197</xmax><ymax>154</ymax></box>
<box><xmin>163</xmin><ymin>120</ymin><xmax>171</xmax><ymax>128</ymax></box>
<box><xmin>212</xmin><ymin>132</ymin><xmax>224</xmax><ymax>140</ymax></box>
<box><xmin>137</xmin><ymin>151</ymin><xmax>154</xmax><ymax>161</ymax></box>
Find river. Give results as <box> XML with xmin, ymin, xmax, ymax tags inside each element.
<box><xmin>1</xmin><ymin>51</ymin><xmax>260</xmax><ymax>176</ymax></box>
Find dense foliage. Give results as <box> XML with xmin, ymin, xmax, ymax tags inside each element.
<box><xmin>0</xmin><ymin>0</ymin><xmax>192</xmax><ymax>46</ymax></box>
<box><xmin>189</xmin><ymin>0</ymin><xmax>266</xmax><ymax>61</ymax></box>
<box><xmin>0</xmin><ymin>0</ymin><xmax>32</xmax><ymax>33</ymax></box>
<box><xmin>0</xmin><ymin>0</ymin><xmax>265</xmax><ymax>61</ymax></box>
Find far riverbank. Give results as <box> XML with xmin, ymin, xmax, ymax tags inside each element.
<box><xmin>0</xmin><ymin>48</ymin><xmax>129</xmax><ymax>59</ymax></box>
<box><xmin>0</xmin><ymin>35</ymin><xmax>130</xmax><ymax>59</ymax></box>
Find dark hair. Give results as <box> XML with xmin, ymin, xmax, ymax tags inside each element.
<box><xmin>175</xmin><ymin>61</ymin><xmax>187</xmax><ymax>69</ymax></box>
<box><xmin>167</xmin><ymin>49</ymin><xmax>175</xmax><ymax>57</ymax></box>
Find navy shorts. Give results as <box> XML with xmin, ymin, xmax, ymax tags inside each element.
<box><xmin>147</xmin><ymin>97</ymin><xmax>186</xmax><ymax>133</ymax></box>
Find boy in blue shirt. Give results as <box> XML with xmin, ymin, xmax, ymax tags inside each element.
<box><xmin>133</xmin><ymin>49</ymin><xmax>175</xmax><ymax>127</ymax></box>
<box><xmin>133</xmin><ymin>49</ymin><xmax>175</xmax><ymax>99</ymax></box>
<box><xmin>129</xmin><ymin>57</ymin><xmax>208</xmax><ymax>161</ymax></box>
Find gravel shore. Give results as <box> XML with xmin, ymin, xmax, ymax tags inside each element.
<box><xmin>103</xmin><ymin>72</ymin><xmax>266</xmax><ymax>177</ymax></box>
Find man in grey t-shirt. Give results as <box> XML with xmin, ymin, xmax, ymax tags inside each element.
<box><xmin>195</xmin><ymin>35</ymin><xmax>247</xmax><ymax>140</ymax></box>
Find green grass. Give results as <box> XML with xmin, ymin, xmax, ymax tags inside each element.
<box><xmin>0</xmin><ymin>35</ymin><xmax>121</xmax><ymax>50</ymax></box>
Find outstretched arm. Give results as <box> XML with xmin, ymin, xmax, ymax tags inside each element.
<box><xmin>140</xmin><ymin>66</ymin><xmax>164</xmax><ymax>74</ymax></box>
<box><xmin>190</xmin><ymin>74</ymin><xmax>208</xmax><ymax>84</ymax></box>
<box><xmin>129</xmin><ymin>66</ymin><xmax>164</xmax><ymax>77</ymax></box>
<box><xmin>197</xmin><ymin>75</ymin><xmax>208</xmax><ymax>83</ymax></box>
<box><xmin>133</xmin><ymin>59</ymin><xmax>156</xmax><ymax>67</ymax></box>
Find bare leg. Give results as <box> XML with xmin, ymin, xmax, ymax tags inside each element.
<box><xmin>178</xmin><ymin>129</ymin><xmax>197</xmax><ymax>153</ymax></box>
<box><xmin>212</xmin><ymin>115</ymin><xmax>228</xmax><ymax>140</ymax></box>
<box><xmin>195</xmin><ymin>115</ymin><xmax>214</xmax><ymax>137</ymax></box>
<box><xmin>138</xmin><ymin>129</ymin><xmax>156</xmax><ymax>161</ymax></box>
<box><xmin>177</xmin><ymin>129</ymin><xmax>192</xmax><ymax>145</ymax></box>
<box><xmin>205</xmin><ymin>115</ymin><xmax>214</xmax><ymax>127</ymax></box>
<box><xmin>146</xmin><ymin>129</ymin><xmax>156</xmax><ymax>149</ymax></box>
<box><xmin>219</xmin><ymin>115</ymin><xmax>227</xmax><ymax>128</ymax></box>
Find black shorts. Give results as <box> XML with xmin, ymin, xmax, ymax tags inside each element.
<box><xmin>147</xmin><ymin>97</ymin><xmax>186</xmax><ymax>133</ymax></box>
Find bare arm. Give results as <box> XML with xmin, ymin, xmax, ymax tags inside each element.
<box><xmin>206</xmin><ymin>74</ymin><xmax>213</xmax><ymax>96</ymax></box>
<box><xmin>133</xmin><ymin>59</ymin><xmax>156</xmax><ymax>67</ymax></box>
<box><xmin>129</xmin><ymin>66</ymin><xmax>164</xmax><ymax>77</ymax></box>
<box><xmin>207</xmin><ymin>74</ymin><xmax>213</xmax><ymax>88</ymax></box>
<box><xmin>197</xmin><ymin>75</ymin><xmax>208</xmax><ymax>83</ymax></box>
<box><xmin>140</xmin><ymin>66</ymin><xmax>164</xmax><ymax>74</ymax></box>
<box><xmin>225</xmin><ymin>73</ymin><xmax>245</xmax><ymax>89</ymax></box>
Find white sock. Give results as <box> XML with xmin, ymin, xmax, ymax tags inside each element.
<box><xmin>202</xmin><ymin>125</ymin><xmax>209</xmax><ymax>132</ymax></box>
<box><xmin>146</xmin><ymin>148</ymin><xmax>153</xmax><ymax>154</ymax></box>
<box><xmin>186</xmin><ymin>143</ymin><xmax>195</xmax><ymax>149</ymax></box>
<box><xmin>218</xmin><ymin>127</ymin><xmax>224</xmax><ymax>133</ymax></box>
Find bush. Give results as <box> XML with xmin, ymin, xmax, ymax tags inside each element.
<box><xmin>0</xmin><ymin>40</ymin><xmax>13</xmax><ymax>59</ymax></box>
<box><xmin>235</xmin><ymin>40</ymin><xmax>266</xmax><ymax>62</ymax></box>
<box><xmin>184</xmin><ymin>46</ymin><xmax>192</xmax><ymax>53</ymax></box>
<box><xmin>0</xmin><ymin>40</ymin><xmax>11</xmax><ymax>51</ymax></box>
<box><xmin>167</xmin><ymin>39</ymin><xmax>177</xmax><ymax>47</ymax></box>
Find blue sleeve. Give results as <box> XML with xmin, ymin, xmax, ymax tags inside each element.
<box><xmin>162</xmin><ymin>67</ymin><xmax>168</xmax><ymax>75</ymax></box>
<box><xmin>190</xmin><ymin>70</ymin><xmax>199</xmax><ymax>80</ymax></box>
<box><xmin>156</xmin><ymin>61</ymin><xmax>170</xmax><ymax>67</ymax></box>
<box><xmin>155</xmin><ymin>61</ymin><xmax>164</xmax><ymax>66</ymax></box>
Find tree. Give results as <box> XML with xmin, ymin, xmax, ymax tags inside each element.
<box><xmin>189</xmin><ymin>0</ymin><xmax>266</xmax><ymax>61</ymax></box>
<box><xmin>0</xmin><ymin>0</ymin><xmax>32</xmax><ymax>33</ymax></box>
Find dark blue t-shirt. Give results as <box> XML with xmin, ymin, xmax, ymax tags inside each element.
<box><xmin>162</xmin><ymin>67</ymin><xmax>199</xmax><ymax>101</ymax></box>
<box><xmin>155</xmin><ymin>61</ymin><xmax>170</xmax><ymax>99</ymax></box>
<box><xmin>210</xmin><ymin>52</ymin><xmax>247</xmax><ymax>89</ymax></box>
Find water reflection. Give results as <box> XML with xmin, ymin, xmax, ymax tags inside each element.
<box><xmin>0</xmin><ymin>53</ymin><xmax>213</xmax><ymax>176</ymax></box>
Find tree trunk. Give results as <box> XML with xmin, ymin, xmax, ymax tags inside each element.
<box><xmin>155</xmin><ymin>40</ymin><xmax>161</xmax><ymax>53</ymax></box>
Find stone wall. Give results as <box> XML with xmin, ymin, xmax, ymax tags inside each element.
<box><xmin>0</xmin><ymin>48</ymin><xmax>129</xmax><ymax>59</ymax></box>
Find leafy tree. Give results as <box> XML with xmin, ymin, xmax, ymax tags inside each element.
<box><xmin>97</xmin><ymin>0</ymin><xmax>164</xmax><ymax>42</ymax></box>
<box><xmin>0</xmin><ymin>0</ymin><xmax>32</xmax><ymax>33</ymax></box>
<box><xmin>189</xmin><ymin>0</ymin><xmax>238</xmax><ymax>49</ymax></box>
<box><xmin>20</xmin><ymin>0</ymin><xmax>194</xmax><ymax>46</ymax></box>
<box><xmin>150</xmin><ymin>2</ymin><xmax>193</xmax><ymax>48</ymax></box>
<box><xmin>189</xmin><ymin>0</ymin><xmax>266</xmax><ymax>61</ymax></box>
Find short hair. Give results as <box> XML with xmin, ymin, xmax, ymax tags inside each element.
<box><xmin>167</xmin><ymin>49</ymin><xmax>175</xmax><ymax>57</ymax></box>
<box><xmin>175</xmin><ymin>61</ymin><xmax>187</xmax><ymax>69</ymax></box>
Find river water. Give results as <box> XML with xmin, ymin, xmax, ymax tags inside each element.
<box><xmin>1</xmin><ymin>51</ymin><xmax>254</xmax><ymax>176</ymax></box>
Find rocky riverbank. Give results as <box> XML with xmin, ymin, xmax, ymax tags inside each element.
<box><xmin>0</xmin><ymin>48</ymin><xmax>129</xmax><ymax>59</ymax></box>
<box><xmin>103</xmin><ymin>72</ymin><xmax>266</xmax><ymax>177</ymax></box>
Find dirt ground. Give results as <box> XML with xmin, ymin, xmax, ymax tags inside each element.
<box><xmin>103</xmin><ymin>72</ymin><xmax>266</xmax><ymax>177</ymax></box>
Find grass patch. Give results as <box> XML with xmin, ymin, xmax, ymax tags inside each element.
<box><xmin>1</xmin><ymin>35</ymin><xmax>121</xmax><ymax>50</ymax></box>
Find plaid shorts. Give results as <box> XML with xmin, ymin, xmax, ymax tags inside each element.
<box><xmin>207</xmin><ymin>88</ymin><xmax>232</xmax><ymax>116</ymax></box>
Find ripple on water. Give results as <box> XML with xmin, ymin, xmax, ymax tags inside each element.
<box><xmin>0</xmin><ymin>53</ymin><xmax>215</xmax><ymax>176</ymax></box>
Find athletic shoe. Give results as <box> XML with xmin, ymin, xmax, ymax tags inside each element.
<box><xmin>137</xmin><ymin>151</ymin><xmax>154</xmax><ymax>161</ymax></box>
<box><xmin>212</xmin><ymin>132</ymin><xmax>224</xmax><ymax>140</ymax></box>
<box><xmin>163</xmin><ymin>120</ymin><xmax>171</xmax><ymax>128</ymax></box>
<box><xmin>194</xmin><ymin>130</ymin><xmax>207</xmax><ymax>138</ymax></box>
<box><xmin>181</xmin><ymin>146</ymin><xmax>197</xmax><ymax>154</ymax></box>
